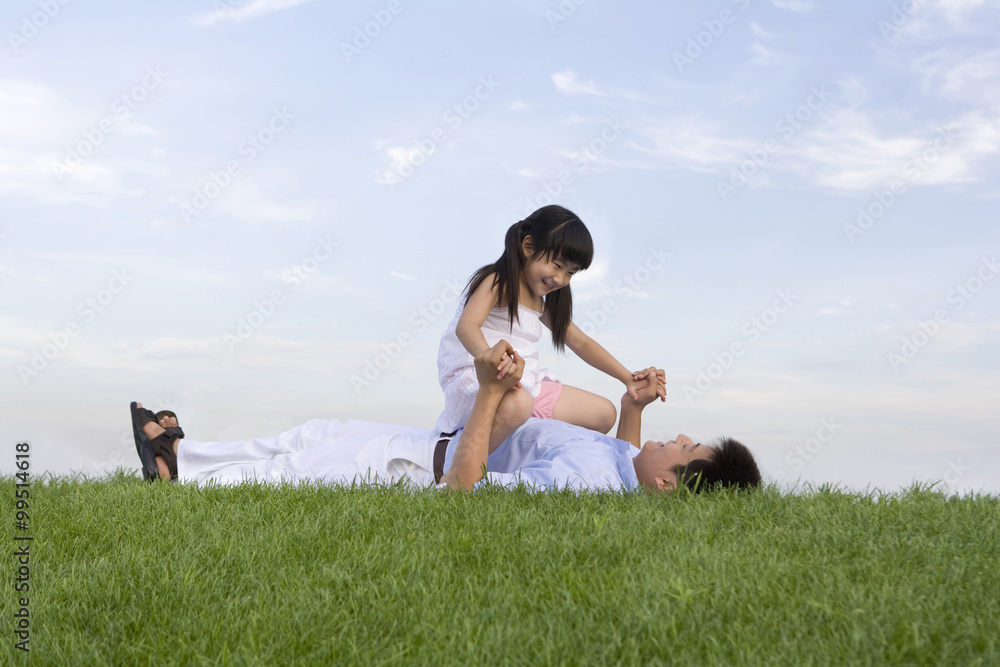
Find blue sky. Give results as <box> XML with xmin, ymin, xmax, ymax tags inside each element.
<box><xmin>1</xmin><ymin>0</ymin><xmax>997</xmax><ymax>494</ymax></box>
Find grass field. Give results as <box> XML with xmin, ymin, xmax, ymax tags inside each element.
<box><xmin>3</xmin><ymin>474</ymin><xmax>998</xmax><ymax>665</ymax></box>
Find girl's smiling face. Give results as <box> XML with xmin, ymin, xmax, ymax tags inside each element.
<box><xmin>520</xmin><ymin>236</ymin><xmax>580</xmax><ymax>300</ymax></box>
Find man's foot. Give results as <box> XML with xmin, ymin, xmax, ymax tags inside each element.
<box><xmin>131</xmin><ymin>402</ymin><xmax>185</xmax><ymax>481</ymax></box>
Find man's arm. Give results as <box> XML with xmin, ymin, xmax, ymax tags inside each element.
<box><xmin>439</xmin><ymin>341</ymin><xmax>525</xmax><ymax>490</ymax></box>
<box><xmin>615</xmin><ymin>368</ymin><xmax>665</xmax><ymax>449</ymax></box>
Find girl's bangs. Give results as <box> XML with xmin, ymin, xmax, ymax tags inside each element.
<box><xmin>546</xmin><ymin>221</ymin><xmax>594</xmax><ymax>270</ymax></box>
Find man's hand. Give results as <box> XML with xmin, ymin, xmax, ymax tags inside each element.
<box><xmin>474</xmin><ymin>340</ymin><xmax>524</xmax><ymax>396</ymax></box>
<box><xmin>616</xmin><ymin>367</ymin><xmax>665</xmax><ymax>449</ymax></box>
<box><xmin>442</xmin><ymin>340</ymin><xmax>525</xmax><ymax>491</ymax></box>
<box><xmin>623</xmin><ymin>367</ymin><xmax>666</xmax><ymax>409</ymax></box>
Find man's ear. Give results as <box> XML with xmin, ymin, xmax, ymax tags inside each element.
<box><xmin>521</xmin><ymin>234</ymin><xmax>535</xmax><ymax>259</ymax></box>
<box><xmin>655</xmin><ymin>473</ymin><xmax>678</xmax><ymax>492</ymax></box>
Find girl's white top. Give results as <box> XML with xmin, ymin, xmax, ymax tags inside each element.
<box><xmin>435</xmin><ymin>300</ymin><xmax>556</xmax><ymax>434</ymax></box>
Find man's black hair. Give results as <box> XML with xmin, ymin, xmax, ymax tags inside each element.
<box><xmin>673</xmin><ymin>437</ymin><xmax>761</xmax><ymax>492</ymax></box>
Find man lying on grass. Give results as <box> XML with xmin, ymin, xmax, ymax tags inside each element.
<box><xmin>132</xmin><ymin>340</ymin><xmax>761</xmax><ymax>492</ymax></box>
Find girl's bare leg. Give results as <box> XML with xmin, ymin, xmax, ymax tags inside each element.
<box><xmin>552</xmin><ymin>385</ymin><xmax>618</xmax><ymax>434</ymax></box>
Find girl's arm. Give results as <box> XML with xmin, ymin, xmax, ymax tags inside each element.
<box><xmin>455</xmin><ymin>277</ymin><xmax>519</xmax><ymax>381</ymax></box>
<box><xmin>562</xmin><ymin>320</ymin><xmax>634</xmax><ymax>386</ymax></box>
<box><xmin>455</xmin><ymin>278</ymin><xmax>499</xmax><ymax>358</ymax></box>
<box><xmin>546</xmin><ymin>314</ymin><xmax>665</xmax><ymax>402</ymax></box>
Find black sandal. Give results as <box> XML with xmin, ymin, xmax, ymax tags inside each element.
<box><xmin>130</xmin><ymin>402</ymin><xmax>160</xmax><ymax>481</ymax></box>
<box><xmin>131</xmin><ymin>404</ymin><xmax>186</xmax><ymax>481</ymax></box>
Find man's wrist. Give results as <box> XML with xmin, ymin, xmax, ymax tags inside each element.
<box><xmin>479</xmin><ymin>384</ymin><xmax>508</xmax><ymax>404</ymax></box>
<box><xmin>620</xmin><ymin>396</ymin><xmax>643</xmax><ymax>414</ymax></box>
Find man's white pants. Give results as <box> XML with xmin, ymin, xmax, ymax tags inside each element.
<box><xmin>176</xmin><ymin>419</ymin><xmax>443</xmax><ymax>487</ymax></box>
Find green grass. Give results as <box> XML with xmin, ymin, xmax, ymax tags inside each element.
<box><xmin>3</xmin><ymin>475</ymin><xmax>998</xmax><ymax>666</ymax></box>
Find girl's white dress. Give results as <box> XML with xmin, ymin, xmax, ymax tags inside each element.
<box><xmin>435</xmin><ymin>301</ymin><xmax>557</xmax><ymax>434</ymax></box>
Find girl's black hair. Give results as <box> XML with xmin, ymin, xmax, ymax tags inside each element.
<box><xmin>465</xmin><ymin>205</ymin><xmax>593</xmax><ymax>351</ymax></box>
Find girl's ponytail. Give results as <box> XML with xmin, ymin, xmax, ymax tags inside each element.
<box><xmin>465</xmin><ymin>219</ymin><xmax>527</xmax><ymax>329</ymax></box>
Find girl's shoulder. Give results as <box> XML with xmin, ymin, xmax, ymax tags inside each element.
<box><xmin>518</xmin><ymin>301</ymin><xmax>543</xmax><ymax>317</ymax></box>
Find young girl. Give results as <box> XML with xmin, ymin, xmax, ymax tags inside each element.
<box><xmin>435</xmin><ymin>205</ymin><xmax>664</xmax><ymax>452</ymax></box>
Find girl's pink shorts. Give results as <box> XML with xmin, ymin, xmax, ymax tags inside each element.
<box><xmin>530</xmin><ymin>381</ymin><xmax>563</xmax><ymax>419</ymax></box>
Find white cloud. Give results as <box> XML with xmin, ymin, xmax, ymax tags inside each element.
<box><xmin>29</xmin><ymin>252</ymin><xmax>239</xmax><ymax>286</ymax></box>
<box><xmin>1</xmin><ymin>330</ymin><xmax>394</xmax><ymax>376</ymax></box>
<box><xmin>632</xmin><ymin>67</ymin><xmax>999</xmax><ymax>193</ymax></box>
<box><xmin>748</xmin><ymin>42</ymin><xmax>783</xmax><ymax>68</ymax></box>
<box><xmin>749</xmin><ymin>21</ymin><xmax>781</xmax><ymax>41</ymax></box>
<box><xmin>379</xmin><ymin>144</ymin><xmax>424</xmax><ymax>178</ymax></box>
<box><xmin>569</xmin><ymin>257</ymin><xmax>609</xmax><ymax>289</ymax></box>
<box><xmin>214</xmin><ymin>180</ymin><xmax>311</xmax><ymax>224</ymax></box>
<box><xmin>390</xmin><ymin>270</ymin><xmax>415</xmax><ymax>281</ymax></box>
<box><xmin>788</xmin><ymin>107</ymin><xmax>930</xmax><ymax>190</ymax></box>
<box><xmin>193</xmin><ymin>0</ymin><xmax>317</xmax><ymax>26</ymax></box>
<box><xmin>0</xmin><ymin>79</ymin><xmax>154</xmax><ymax>206</ymax></box>
<box><xmin>631</xmin><ymin>116</ymin><xmax>752</xmax><ymax>172</ymax></box>
<box><xmin>509</xmin><ymin>100</ymin><xmax>530</xmax><ymax>112</ymax></box>
<box><xmin>551</xmin><ymin>70</ymin><xmax>603</xmax><ymax>97</ymax></box>
<box><xmin>914</xmin><ymin>321</ymin><xmax>1000</xmax><ymax>352</ymax></box>
<box><xmin>0</xmin><ymin>263</ymin><xmax>50</xmax><ymax>283</ymax></box>
<box><xmin>886</xmin><ymin>0</ymin><xmax>993</xmax><ymax>40</ymax></box>
<box><xmin>790</xmin><ymin>97</ymin><xmax>1000</xmax><ymax>191</ymax></box>
<box><xmin>769</xmin><ymin>0</ymin><xmax>815</xmax><ymax>12</ymax></box>
<box><xmin>116</xmin><ymin>117</ymin><xmax>159</xmax><ymax>138</ymax></box>
<box><xmin>916</xmin><ymin>48</ymin><xmax>1000</xmax><ymax>109</ymax></box>
<box><xmin>928</xmin><ymin>0</ymin><xmax>987</xmax><ymax>24</ymax></box>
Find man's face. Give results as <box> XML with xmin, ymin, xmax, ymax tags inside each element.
<box><xmin>634</xmin><ymin>434</ymin><xmax>713</xmax><ymax>492</ymax></box>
